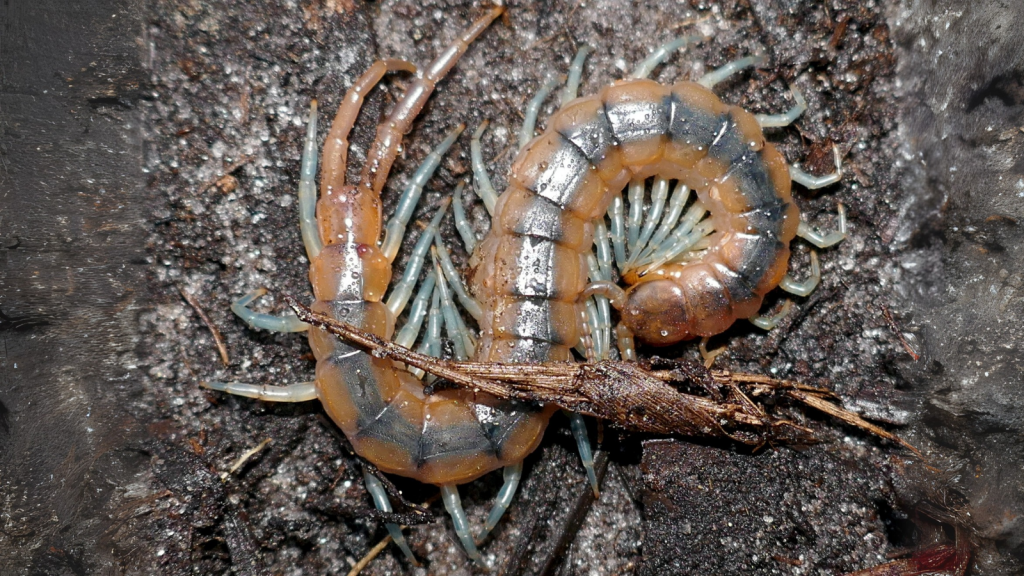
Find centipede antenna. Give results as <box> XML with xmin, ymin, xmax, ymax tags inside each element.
<box><xmin>630</xmin><ymin>35</ymin><xmax>701</xmax><ymax>79</ymax></box>
<box><xmin>779</xmin><ymin>250</ymin><xmax>821</xmax><ymax>297</ymax></box>
<box><xmin>201</xmin><ymin>380</ymin><xmax>318</xmax><ymax>402</ymax></box>
<box><xmin>381</xmin><ymin>124</ymin><xmax>465</xmax><ymax>262</ymax></box>
<box><xmin>568</xmin><ymin>412</ymin><xmax>600</xmax><ymax>498</ymax></box>
<box><xmin>363</xmin><ymin>470</ymin><xmax>419</xmax><ymax>565</ymax></box>
<box><xmin>470</xmin><ymin>121</ymin><xmax>498</xmax><ymax>216</ymax></box>
<box><xmin>441</xmin><ymin>484</ymin><xmax>483</xmax><ymax>563</ymax></box>
<box><xmin>561</xmin><ymin>45</ymin><xmax>593</xmax><ymax>104</ymax></box>
<box><xmin>697</xmin><ymin>53</ymin><xmax>767</xmax><ymax>88</ymax></box>
<box><xmin>479</xmin><ymin>461</ymin><xmax>524</xmax><ymax>542</ymax></box>
<box><xmin>451</xmin><ymin>181</ymin><xmax>477</xmax><ymax>253</ymax></box>
<box><xmin>386</xmin><ymin>200</ymin><xmax>449</xmax><ymax>317</ymax></box>
<box><xmin>432</xmin><ymin>236</ymin><xmax>484</xmax><ymax>321</ymax></box>
<box><xmin>394</xmin><ymin>272</ymin><xmax>436</xmax><ymax>349</ymax></box>
<box><xmin>520</xmin><ymin>75</ymin><xmax>565</xmax><ymax>148</ymax></box>
<box><xmin>756</xmin><ymin>85</ymin><xmax>808</xmax><ymax>128</ymax></box>
<box><xmin>578</xmin><ymin>298</ymin><xmax>604</xmax><ymax>360</ymax></box>
<box><xmin>230</xmin><ymin>288</ymin><xmax>311</xmax><ymax>333</ymax></box>
<box><xmin>625</xmin><ymin>178</ymin><xmax>645</xmax><ymax>254</ymax></box>
<box><xmin>298</xmin><ymin>100</ymin><xmax>323</xmax><ymax>261</ymax></box>
<box><xmin>608</xmin><ymin>193</ymin><xmax>627</xmax><ymax>274</ymax></box>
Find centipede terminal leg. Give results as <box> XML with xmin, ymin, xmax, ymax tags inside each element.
<box><xmin>363</xmin><ymin>470</ymin><xmax>419</xmax><ymax>565</ymax></box>
<box><xmin>231</xmin><ymin>288</ymin><xmax>309</xmax><ymax>333</ymax></box>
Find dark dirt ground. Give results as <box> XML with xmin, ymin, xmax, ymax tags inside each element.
<box><xmin>3</xmin><ymin>0</ymin><xmax>1024</xmax><ymax>574</ymax></box>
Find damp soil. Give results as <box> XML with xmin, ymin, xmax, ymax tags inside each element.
<box><xmin>4</xmin><ymin>0</ymin><xmax>1024</xmax><ymax>575</ymax></box>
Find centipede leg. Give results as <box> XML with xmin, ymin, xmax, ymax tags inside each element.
<box><xmin>478</xmin><ymin>461</ymin><xmax>524</xmax><ymax>543</ymax></box>
<box><xmin>630</xmin><ymin>35</ymin><xmax>700</xmax><ymax>79</ymax></box>
<box><xmin>797</xmin><ymin>203</ymin><xmax>847</xmax><ymax>248</ymax></box>
<box><xmin>749</xmin><ymin>300</ymin><xmax>795</xmax><ymax>330</ymax></box>
<box><xmin>395</xmin><ymin>272</ymin><xmax>437</xmax><ymax>349</ymax></box>
<box><xmin>626</xmin><ymin>177</ymin><xmax>645</xmax><ymax>253</ymax></box>
<box><xmin>608</xmin><ymin>193</ymin><xmax>628</xmax><ymax>274</ymax></box>
<box><xmin>697</xmin><ymin>54</ymin><xmax>767</xmax><ymax>88</ymax></box>
<box><xmin>470</xmin><ymin>121</ymin><xmax>498</xmax><ymax>216</ymax></box>
<box><xmin>568</xmin><ymin>412</ymin><xmax>600</xmax><ymax>498</ymax></box>
<box><xmin>363</xmin><ymin>470</ymin><xmax>419</xmax><ymax>565</ymax></box>
<box><xmin>627</xmin><ymin>176</ymin><xmax>670</xmax><ymax>268</ymax></box>
<box><xmin>201</xmin><ymin>380</ymin><xmax>317</xmax><ymax>402</ymax></box>
<box><xmin>385</xmin><ymin>202</ymin><xmax>448</xmax><ymax>317</ymax></box>
<box><xmin>452</xmin><ymin>181</ymin><xmax>477</xmax><ymax>253</ymax></box>
<box><xmin>756</xmin><ymin>86</ymin><xmax>808</xmax><ymax>128</ymax></box>
<box><xmin>615</xmin><ymin>323</ymin><xmax>638</xmax><ymax>362</ymax></box>
<box><xmin>381</xmin><ymin>124</ymin><xmax>465</xmax><ymax>262</ymax></box>
<box><xmin>231</xmin><ymin>288</ymin><xmax>309</xmax><ymax>332</ymax></box>
<box><xmin>441</xmin><ymin>484</ymin><xmax>483</xmax><ymax>563</ymax></box>
<box><xmin>433</xmin><ymin>236</ymin><xmax>483</xmax><ymax>321</ymax></box>
<box><xmin>790</xmin><ymin>145</ymin><xmax>843</xmax><ymax>189</ymax></box>
<box><xmin>520</xmin><ymin>75</ymin><xmax>564</xmax><ymax>148</ymax></box>
<box><xmin>779</xmin><ymin>250</ymin><xmax>821</xmax><ymax>297</ymax></box>
<box><xmin>433</xmin><ymin>252</ymin><xmax>474</xmax><ymax>360</ymax></box>
<box><xmin>561</xmin><ymin>45</ymin><xmax>593</xmax><ymax>104</ymax></box>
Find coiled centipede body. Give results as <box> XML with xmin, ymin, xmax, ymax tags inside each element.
<box><xmin>204</xmin><ymin>5</ymin><xmax>845</xmax><ymax>565</ymax></box>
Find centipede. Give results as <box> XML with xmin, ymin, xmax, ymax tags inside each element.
<box><xmin>203</xmin><ymin>5</ymin><xmax>845</xmax><ymax>565</ymax></box>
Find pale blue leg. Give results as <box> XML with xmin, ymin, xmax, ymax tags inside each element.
<box><xmin>470</xmin><ymin>121</ymin><xmax>498</xmax><ymax>216</ymax></box>
<box><xmin>749</xmin><ymin>300</ymin><xmax>795</xmax><ymax>330</ymax></box>
<box><xmin>432</xmin><ymin>238</ymin><xmax>483</xmax><ymax>321</ymax></box>
<box><xmin>568</xmin><ymin>413</ymin><xmax>599</xmax><ymax>497</ymax></box>
<box><xmin>628</xmin><ymin>176</ymin><xmax>670</xmax><ymax>268</ymax></box>
<box><xmin>586</xmin><ymin>253</ymin><xmax>612</xmax><ymax>359</ymax></box>
<box><xmin>791</xmin><ymin>145</ymin><xmax>843</xmax><ymax>189</ymax></box>
<box><xmin>637</xmin><ymin>181</ymin><xmax>690</xmax><ymax>265</ymax></box>
<box><xmin>394</xmin><ymin>272</ymin><xmax>436</xmax><ymax>348</ymax></box>
<box><xmin>432</xmin><ymin>253</ymin><xmax>473</xmax><ymax>360</ymax></box>
<box><xmin>608</xmin><ymin>194</ymin><xmax>627</xmax><ymax>274</ymax></box>
<box><xmin>478</xmin><ymin>462</ymin><xmax>524</xmax><ymax>543</ymax></box>
<box><xmin>625</xmin><ymin>178</ymin><xmax>645</xmax><ymax>254</ymax></box>
<box><xmin>644</xmin><ymin>203</ymin><xmax>711</xmax><ymax>272</ymax></box>
<box><xmin>452</xmin><ymin>181</ymin><xmax>477</xmax><ymax>253</ymax></box>
<box><xmin>298</xmin><ymin>100</ymin><xmax>323</xmax><ymax>261</ymax></box>
<box><xmin>385</xmin><ymin>202</ymin><xmax>448</xmax><ymax>317</ymax></box>
<box><xmin>630</xmin><ymin>35</ymin><xmax>701</xmax><ymax>79</ymax></box>
<box><xmin>593</xmin><ymin>220</ymin><xmax>613</xmax><ymax>282</ymax></box>
<box><xmin>363</xmin><ymin>470</ymin><xmax>418</xmax><ymax>565</ymax></box>
<box><xmin>520</xmin><ymin>75</ymin><xmax>564</xmax><ymax>148</ymax></box>
<box><xmin>232</xmin><ymin>288</ymin><xmax>309</xmax><ymax>332</ymax></box>
<box><xmin>201</xmin><ymin>380</ymin><xmax>317</xmax><ymax>402</ymax></box>
<box><xmin>697</xmin><ymin>54</ymin><xmax>767</xmax><ymax>88</ymax></box>
<box><xmin>441</xmin><ymin>484</ymin><xmax>483</xmax><ymax>563</ymax></box>
<box><xmin>756</xmin><ymin>86</ymin><xmax>807</xmax><ymax>128</ymax></box>
<box><xmin>561</xmin><ymin>45</ymin><xmax>593</xmax><ymax>104</ymax></box>
<box><xmin>408</xmin><ymin>286</ymin><xmax>442</xmax><ymax>380</ymax></box>
<box><xmin>779</xmin><ymin>251</ymin><xmax>820</xmax><ymax>297</ymax></box>
<box><xmin>381</xmin><ymin>124</ymin><xmax>465</xmax><ymax>262</ymax></box>
<box><xmin>797</xmin><ymin>203</ymin><xmax>847</xmax><ymax>248</ymax></box>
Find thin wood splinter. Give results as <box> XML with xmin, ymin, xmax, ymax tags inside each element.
<box><xmin>285</xmin><ymin>295</ymin><xmax>917</xmax><ymax>455</ymax></box>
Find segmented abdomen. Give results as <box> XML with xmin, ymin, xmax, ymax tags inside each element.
<box><xmin>475</xmin><ymin>78</ymin><xmax>799</xmax><ymax>353</ymax></box>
